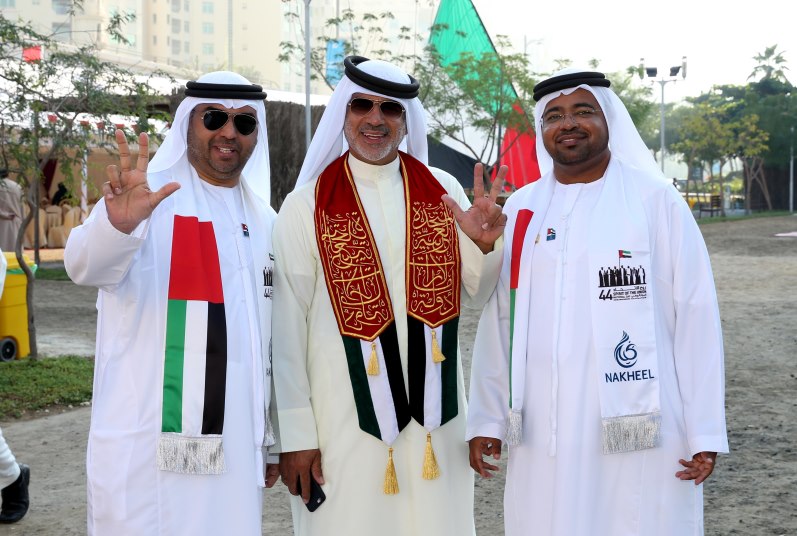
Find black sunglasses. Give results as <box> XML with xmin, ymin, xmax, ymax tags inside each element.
<box><xmin>347</xmin><ymin>97</ymin><xmax>405</xmax><ymax>120</ymax></box>
<box><xmin>202</xmin><ymin>109</ymin><xmax>258</xmax><ymax>135</ymax></box>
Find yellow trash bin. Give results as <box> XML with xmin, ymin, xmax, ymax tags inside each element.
<box><xmin>0</xmin><ymin>251</ymin><xmax>36</xmax><ymax>361</ymax></box>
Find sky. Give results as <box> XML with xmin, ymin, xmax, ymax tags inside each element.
<box><xmin>470</xmin><ymin>0</ymin><xmax>795</xmax><ymax>104</ymax></box>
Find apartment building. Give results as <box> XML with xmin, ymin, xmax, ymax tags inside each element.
<box><xmin>2</xmin><ymin>0</ymin><xmax>433</xmax><ymax>92</ymax></box>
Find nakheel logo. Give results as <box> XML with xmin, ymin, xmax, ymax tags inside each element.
<box><xmin>614</xmin><ymin>331</ymin><xmax>637</xmax><ymax>368</ymax></box>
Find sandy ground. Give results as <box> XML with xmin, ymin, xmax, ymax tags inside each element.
<box><xmin>1</xmin><ymin>214</ymin><xmax>796</xmax><ymax>535</ymax></box>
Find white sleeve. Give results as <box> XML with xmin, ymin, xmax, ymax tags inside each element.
<box><xmin>431</xmin><ymin>168</ymin><xmax>503</xmax><ymax>310</ymax></box>
<box><xmin>270</xmin><ymin>192</ymin><xmax>319</xmax><ymax>453</ymax></box>
<box><xmin>666</xmin><ymin>193</ymin><xmax>729</xmax><ymax>455</ymax></box>
<box><xmin>64</xmin><ymin>198</ymin><xmax>150</xmax><ymax>291</ymax></box>
<box><xmin>465</xmin><ymin>249</ymin><xmax>511</xmax><ymax>442</ymax></box>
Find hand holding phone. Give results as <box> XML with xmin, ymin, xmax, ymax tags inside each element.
<box><xmin>296</xmin><ymin>475</ymin><xmax>326</xmax><ymax>512</ymax></box>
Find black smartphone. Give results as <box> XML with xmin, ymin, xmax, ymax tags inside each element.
<box><xmin>296</xmin><ymin>475</ymin><xmax>326</xmax><ymax>512</ymax></box>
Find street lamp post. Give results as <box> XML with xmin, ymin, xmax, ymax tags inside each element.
<box><xmin>790</xmin><ymin>125</ymin><xmax>794</xmax><ymax>213</ymax></box>
<box><xmin>304</xmin><ymin>0</ymin><xmax>312</xmax><ymax>151</ymax></box>
<box><xmin>639</xmin><ymin>57</ymin><xmax>687</xmax><ymax>174</ymax></box>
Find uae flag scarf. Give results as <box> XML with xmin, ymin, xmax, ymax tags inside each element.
<box><xmin>157</xmin><ymin>181</ymin><xmax>229</xmax><ymax>475</ymax></box>
<box><xmin>315</xmin><ymin>151</ymin><xmax>460</xmax><ymax>494</ymax></box>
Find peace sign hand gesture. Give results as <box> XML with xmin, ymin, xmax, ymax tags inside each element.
<box><xmin>442</xmin><ymin>163</ymin><xmax>508</xmax><ymax>254</ymax></box>
<box><xmin>103</xmin><ymin>129</ymin><xmax>180</xmax><ymax>234</ymax></box>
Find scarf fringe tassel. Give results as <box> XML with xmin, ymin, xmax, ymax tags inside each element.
<box><xmin>602</xmin><ymin>412</ymin><xmax>661</xmax><ymax>454</ymax></box>
<box><xmin>422</xmin><ymin>433</ymin><xmax>441</xmax><ymax>480</ymax></box>
<box><xmin>431</xmin><ymin>331</ymin><xmax>446</xmax><ymax>363</ymax></box>
<box><xmin>506</xmin><ymin>409</ymin><xmax>523</xmax><ymax>446</ymax></box>
<box><xmin>383</xmin><ymin>447</ymin><xmax>399</xmax><ymax>495</ymax></box>
<box><xmin>367</xmin><ymin>342</ymin><xmax>379</xmax><ymax>376</ymax></box>
<box><xmin>264</xmin><ymin>414</ymin><xmax>276</xmax><ymax>448</ymax></box>
<box><xmin>157</xmin><ymin>433</ymin><xmax>225</xmax><ymax>474</ymax></box>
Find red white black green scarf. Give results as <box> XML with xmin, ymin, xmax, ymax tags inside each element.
<box><xmin>315</xmin><ymin>152</ymin><xmax>460</xmax><ymax>488</ymax></box>
<box><xmin>155</xmin><ymin>163</ymin><xmax>274</xmax><ymax>476</ymax></box>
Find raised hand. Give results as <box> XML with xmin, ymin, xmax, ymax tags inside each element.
<box><xmin>468</xmin><ymin>436</ymin><xmax>502</xmax><ymax>478</ymax></box>
<box><xmin>442</xmin><ymin>163</ymin><xmax>508</xmax><ymax>254</ymax></box>
<box><xmin>675</xmin><ymin>451</ymin><xmax>717</xmax><ymax>485</ymax></box>
<box><xmin>103</xmin><ymin>129</ymin><xmax>180</xmax><ymax>234</ymax></box>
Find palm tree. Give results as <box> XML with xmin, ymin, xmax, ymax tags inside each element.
<box><xmin>748</xmin><ymin>45</ymin><xmax>790</xmax><ymax>83</ymax></box>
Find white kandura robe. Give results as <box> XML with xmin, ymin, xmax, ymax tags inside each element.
<box><xmin>272</xmin><ymin>155</ymin><xmax>501</xmax><ymax>536</ymax></box>
<box><xmin>66</xmin><ymin>176</ymin><xmax>275</xmax><ymax>535</ymax></box>
<box><xmin>468</xmin><ymin>162</ymin><xmax>728</xmax><ymax>536</ymax></box>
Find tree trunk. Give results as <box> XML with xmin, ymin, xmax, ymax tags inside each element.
<box><xmin>718</xmin><ymin>161</ymin><xmax>727</xmax><ymax>218</ymax></box>
<box><xmin>743</xmin><ymin>159</ymin><xmax>753</xmax><ymax>215</ymax></box>
<box><xmin>15</xmin><ymin>198</ymin><xmax>38</xmax><ymax>359</ymax></box>
<box><xmin>21</xmin><ymin>254</ymin><xmax>37</xmax><ymax>359</ymax></box>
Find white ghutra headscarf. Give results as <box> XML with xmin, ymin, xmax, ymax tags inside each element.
<box><xmin>149</xmin><ymin>71</ymin><xmax>272</xmax><ymax>205</ymax></box>
<box><xmin>294</xmin><ymin>58</ymin><xmax>429</xmax><ymax>189</ymax></box>
<box><xmin>533</xmin><ymin>67</ymin><xmax>665</xmax><ymax>182</ymax></box>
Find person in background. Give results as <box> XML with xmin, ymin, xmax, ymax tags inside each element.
<box><xmin>0</xmin><ymin>171</ymin><xmax>23</xmax><ymax>252</ymax></box>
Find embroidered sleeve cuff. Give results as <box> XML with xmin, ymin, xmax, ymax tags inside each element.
<box><xmin>276</xmin><ymin>407</ymin><xmax>320</xmax><ymax>453</ymax></box>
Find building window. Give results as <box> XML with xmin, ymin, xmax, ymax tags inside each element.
<box><xmin>202</xmin><ymin>43</ymin><xmax>214</xmax><ymax>55</ymax></box>
<box><xmin>52</xmin><ymin>0</ymin><xmax>70</xmax><ymax>14</ymax></box>
<box><xmin>184</xmin><ymin>41</ymin><xmax>190</xmax><ymax>53</ymax></box>
<box><xmin>202</xmin><ymin>22</ymin><xmax>213</xmax><ymax>34</ymax></box>
<box><xmin>153</xmin><ymin>35</ymin><xmax>157</xmax><ymax>45</ymax></box>
<box><xmin>171</xmin><ymin>0</ymin><xmax>180</xmax><ymax>12</ymax></box>
<box><xmin>152</xmin><ymin>13</ymin><xmax>157</xmax><ymax>23</ymax></box>
<box><xmin>172</xmin><ymin>19</ymin><xmax>180</xmax><ymax>33</ymax></box>
<box><xmin>0</xmin><ymin>0</ymin><xmax>17</xmax><ymax>6</ymax></box>
<box><xmin>51</xmin><ymin>20</ymin><xmax>71</xmax><ymax>41</ymax></box>
<box><xmin>202</xmin><ymin>1</ymin><xmax>213</xmax><ymax>14</ymax></box>
<box><xmin>184</xmin><ymin>0</ymin><xmax>189</xmax><ymax>10</ymax></box>
<box><xmin>183</xmin><ymin>21</ymin><xmax>189</xmax><ymax>32</ymax></box>
<box><xmin>172</xmin><ymin>40</ymin><xmax>181</xmax><ymax>55</ymax></box>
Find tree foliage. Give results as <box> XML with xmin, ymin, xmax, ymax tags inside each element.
<box><xmin>279</xmin><ymin>6</ymin><xmax>540</xmax><ymax>170</ymax></box>
<box><xmin>279</xmin><ymin>6</ymin><xmax>418</xmax><ymax>90</ymax></box>
<box><xmin>277</xmin><ymin>6</ymin><xmax>660</xmax><ymax>180</ymax></box>
<box><xmin>0</xmin><ymin>11</ymin><xmax>170</xmax><ymax>357</ymax></box>
<box><xmin>415</xmin><ymin>34</ymin><xmax>538</xmax><ymax>168</ymax></box>
<box><xmin>748</xmin><ymin>44</ymin><xmax>790</xmax><ymax>84</ymax></box>
<box><xmin>658</xmin><ymin>45</ymin><xmax>797</xmax><ymax>211</ymax></box>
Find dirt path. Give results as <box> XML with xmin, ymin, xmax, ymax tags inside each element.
<box><xmin>1</xmin><ymin>214</ymin><xmax>796</xmax><ymax>535</ymax></box>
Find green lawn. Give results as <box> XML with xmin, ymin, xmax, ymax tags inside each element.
<box><xmin>695</xmin><ymin>210</ymin><xmax>792</xmax><ymax>225</ymax></box>
<box><xmin>0</xmin><ymin>356</ymin><xmax>93</xmax><ymax>420</ymax></box>
<box><xmin>33</xmin><ymin>267</ymin><xmax>71</xmax><ymax>281</ymax></box>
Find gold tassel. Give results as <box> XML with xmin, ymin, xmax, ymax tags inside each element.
<box><xmin>367</xmin><ymin>342</ymin><xmax>379</xmax><ymax>376</ymax></box>
<box><xmin>422</xmin><ymin>432</ymin><xmax>441</xmax><ymax>480</ymax></box>
<box><xmin>383</xmin><ymin>447</ymin><xmax>399</xmax><ymax>495</ymax></box>
<box><xmin>431</xmin><ymin>331</ymin><xmax>446</xmax><ymax>363</ymax></box>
